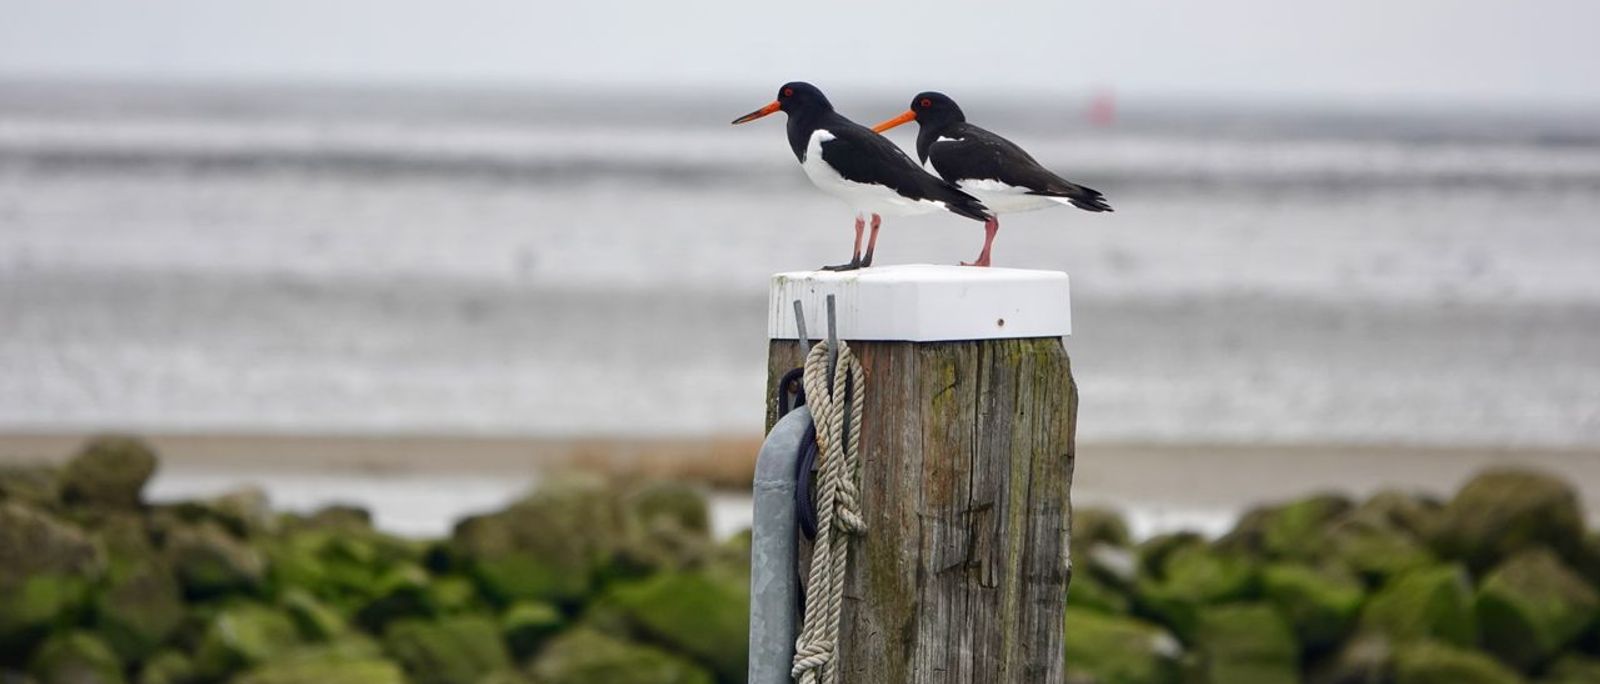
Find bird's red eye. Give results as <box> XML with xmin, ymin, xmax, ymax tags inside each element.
<box><xmin>920</xmin><ymin>98</ymin><xmax>932</xmax><ymax>108</ymax></box>
<box><xmin>784</xmin><ymin>88</ymin><xmax>795</xmax><ymax>97</ymax></box>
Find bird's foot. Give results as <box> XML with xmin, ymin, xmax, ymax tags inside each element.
<box><xmin>959</xmin><ymin>259</ymin><xmax>992</xmax><ymax>267</ymax></box>
<box><xmin>825</xmin><ymin>257</ymin><xmax>864</xmax><ymax>271</ymax></box>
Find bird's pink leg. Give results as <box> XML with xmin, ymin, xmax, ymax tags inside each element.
<box><xmin>861</xmin><ymin>214</ymin><xmax>882</xmax><ymax>267</ymax></box>
<box><xmin>961</xmin><ymin>217</ymin><xmax>999</xmax><ymax>267</ymax></box>
<box><xmin>822</xmin><ymin>215</ymin><xmax>867</xmax><ymax>271</ymax></box>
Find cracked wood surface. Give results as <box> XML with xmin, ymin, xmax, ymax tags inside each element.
<box><xmin>766</xmin><ymin>338</ymin><xmax>1076</xmax><ymax>683</ymax></box>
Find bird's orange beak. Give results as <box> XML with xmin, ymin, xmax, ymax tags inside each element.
<box><xmin>731</xmin><ymin>101</ymin><xmax>781</xmax><ymax>125</ymax></box>
<box><xmin>872</xmin><ymin>109</ymin><xmax>917</xmax><ymax>133</ymax></box>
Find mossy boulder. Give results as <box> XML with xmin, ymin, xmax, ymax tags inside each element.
<box><xmin>96</xmin><ymin>558</ymin><xmax>186</xmax><ymax>661</ymax></box>
<box><xmin>1</xmin><ymin>502</ymin><xmax>103</xmax><ymax>650</ymax></box>
<box><xmin>1261</xmin><ymin>563</ymin><xmax>1365</xmax><ymax>651</ymax></box>
<box><xmin>1393</xmin><ymin>641</ymin><xmax>1523</xmax><ymax>684</ymax></box>
<box><xmin>60</xmin><ymin>436</ymin><xmax>157</xmax><ymax>509</ymax></box>
<box><xmin>1224</xmin><ymin>494</ymin><xmax>1353</xmax><ymax>561</ymax></box>
<box><xmin>603</xmin><ymin>571</ymin><xmax>748</xmax><ymax>682</ymax></box>
<box><xmin>502</xmin><ymin>602</ymin><xmax>564</xmax><ymax>660</ymax></box>
<box><xmin>165</xmin><ymin>522</ymin><xmax>265</xmax><ymax>598</ymax></box>
<box><xmin>1074</xmin><ymin>506</ymin><xmax>1133</xmax><ymax>551</ymax></box>
<box><xmin>1135</xmin><ymin>533</ymin><xmax>1207</xmax><ymax>578</ymax></box>
<box><xmin>615</xmin><ymin>482</ymin><xmax>712</xmax><ymax>572</ymax></box>
<box><xmin>0</xmin><ymin>464</ymin><xmax>59</xmax><ymax>508</ymax></box>
<box><xmin>450</xmin><ymin>476</ymin><xmax>621</xmax><ymax>606</ymax></box>
<box><xmin>381</xmin><ymin>615</ymin><xmax>510</xmax><ymax>684</ymax></box>
<box><xmin>353</xmin><ymin>563</ymin><xmax>434</xmax><ymax>631</ymax></box>
<box><xmin>1134</xmin><ymin>544</ymin><xmax>1256</xmax><ymax>641</ymax></box>
<box><xmin>1474</xmin><ymin>547</ymin><xmax>1599</xmax><ymax>671</ymax></box>
<box><xmin>1309</xmin><ymin>633</ymin><xmax>1393</xmax><ymax>684</ymax></box>
<box><xmin>229</xmin><ymin>658</ymin><xmax>406</xmax><ymax>684</ymax></box>
<box><xmin>28</xmin><ymin>631</ymin><xmax>125</xmax><ymax>684</ymax></box>
<box><xmin>0</xmin><ymin>575</ymin><xmax>94</xmax><ymax>655</ymax></box>
<box><xmin>1359</xmin><ymin>565</ymin><xmax>1477</xmax><ymax>647</ymax></box>
<box><xmin>1323</xmin><ymin>514</ymin><xmax>1436</xmax><ymax>583</ymax></box>
<box><xmin>1431</xmin><ymin>469</ymin><xmax>1585</xmax><ymax>572</ymax></box>
<box><xmin>1192</xmin><ymin>603</ymin><xmax>1300</xmax><ymax>684</ymax></box>
<box><xmin>1069</xmin><ymin>572</ymin><xmax>1132</xmax><ymax>615</ymax></box>
<box><xmin>201</xmin><ymin>487</ymin><xmax>275</xmax><ymax>538</ymax></box>
<box><xmin>527</xmin><ymin>628</ymin><xmax>713</xmax><ymax>684</ymax></box>
<box><xmin>281</xmin><ymin>589</ymin><xmax>346</xmax><ymax>641</ymax></box>
<box><xmin>287</xmin><ymin>505</ymin><xmax>374</xmax><ymax>534</ymax></box>
<box><xmin>1063</xmin><ymin>608</ymin><xmax>1184</xmax><ymax>684</ymax></box>
<box><xmin>193</xmin><ymin>605</ymin><xmax>302</xmax><ymax>680</ymax></box>
<box><xmin>1545</xmin><ymin>655</ymin><xmax>1600</xmax><ymax>684</ymax></box>
<box><xmin>136</xmin><ymin>651</ymin><xmax>195</xmax><ymax>684</ymax></box>
<box><xmin>1355</xmin><ymin>490</ymin><xmax>1441</xmax><ymax>539</ymax></box>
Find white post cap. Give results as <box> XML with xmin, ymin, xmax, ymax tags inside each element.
<box><xmin>769</xmin><ymin>264</ymin><xmax>1071</xmax><ymax>342</ymax></box>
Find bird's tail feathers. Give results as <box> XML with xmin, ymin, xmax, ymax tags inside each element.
<box><xmin>1036</xmin><ymin>183</ymin><xmax>1113</xmax><ymax>213</ymax></box>
<box><xmin>935</xmin><ymin>184</ymin><xmax>993</xmax><ymax>222</ymax></box>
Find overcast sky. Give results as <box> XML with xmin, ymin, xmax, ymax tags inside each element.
<box><xmin>2</xmin><ymin>0</ymin><xmax>1597</xmax><ymax>105</ymax></box>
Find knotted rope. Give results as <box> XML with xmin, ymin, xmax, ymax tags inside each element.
<box><xmin>791</xmin><ymin>339</ymin><xmax>866</xmax><ymax>684</ymax></box>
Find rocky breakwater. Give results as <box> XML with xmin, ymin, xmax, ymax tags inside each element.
<box><xmin>1</xmin><ymin>436</ymin><xmax>749</xmax><ymax>684</ymax></box>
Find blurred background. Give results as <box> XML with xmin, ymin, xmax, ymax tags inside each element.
<box><xmin>3</xmin><ymin>1</ymin><xmax>1600</xmax><ymax>682</ymax></box>
<box><xmin>3</xmin><ymin>0</ymin><xmax>1599</xmax><ymax>532</ymax></box>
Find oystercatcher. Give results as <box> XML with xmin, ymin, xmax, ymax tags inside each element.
<box><xmin>873</xmin><ymin>92</ymin><xmax>1112</xmax><ymax>267</ymax></box>
<box><xmin>732</xmin><ymin>82</ymin><xmax>990</xmax><ymax>271</ymax></box>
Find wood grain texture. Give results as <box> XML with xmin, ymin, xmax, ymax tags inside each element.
<box><xmin>766</xmin><ymin>338</ymin><xmax>1076</xmax><ymax>683</ymax></box>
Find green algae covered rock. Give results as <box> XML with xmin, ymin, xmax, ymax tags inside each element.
<box><xmin>1192</xmin><ymin>603</ymin><xmax>1300</xmax><ymax>684</ymax></box>
<box><xmin>528</xmin><ymin>628</ymin><xmax>714</xmax><ymax>684</ymax></box>
<box><xmin>60</xmin><ymin>436</ymin><xmax>157</xmax><ymax>509</ymax></box>
<box><xmin>166</xmin><ymin>522</ymin><xmax>265</xmax><ymax>598</ymax></box>
<box><xmin>1134</xmin><ymin>544</ymin><xmax>1257</xmax><ymax>641</ymax></box>
<box><xmin>229</xmin><ymin>658</ymin><xmax>405</xmax><ymax>684</ymax></box>
<box><xmin>1261</xmin><ymin>563</ymin><xmax>1365</xmax><ymax>651</ymax></box>
<box><xmin>28</xmin><ymin>631</ymin><xmax>125</xmax><ymax>684</ymax></box>
<box><xmin>1393</xmin><ymin>641</ymin><xmax>1524</xmax><ymax>684</ymax></box>
<box><xmin>1355</xmin><ymin>490</ymin><xmax>1442</xmax><ymax>540</ymax></box>
<box><xmin>381</xmin><ymin>615</ymin><xmax>510</xmax><ymax>684</ymax></box>
<box><xmin>604</xmin><ymin>571</ymin><xmax>748</xmax><ymax>682</ymax></box>
<box><xmin>450</xmin><ymin>475</ymin><xmax>621</xmax><ymax>606</ymax></box>
<box><xmin>1254</xmin><ymin>495</ymin><xmax>1356</xmax><ymax>562</ymax></box>
<box><xmin>1309</xmin><ymin>632</ymin><xmax>1393</xmax><ymax>684</ymax></box>
<box><xmin>281</xmin><ymin>588</ymin><xmax>347</xmax><ymax>641</ymax></box>
<box><xmin>136</xmin><ymin>651</ymin><xmax>195</xmax><ymax>684</ymax></box>
<box><xmin>1069</xmin><ymin>571</ymin><xmax>1132</xmax><ymax>615</ymax></box>
<box><xmin>1474</xmin><ymin>547</ymin><xmax>1599</xmax><ymax>672</ymax></box>
<box><xmin>1064</xmin><ymin>608</ymin><xmax>1184</xmax><ymax>684</ymax></box>
<box><xmin>1431</xmin><ymin>469</ymin><xmax>1585</xmax><ymax>572</ymax></box>
<box><xmin>1323</xmin><ymin>513</ymin><xmax>1436</xmax><ymax>583</ymax></box>
<box><xmin>1545</xmin><ymin>655</ymin><xmax>1600</xmax><ymax>684</ymax></box>
<box><xmin>1</xmin><ymin>502</ymin><xmax>103</xmax><ymax>651</ymax></box>
<box><xmin>502</xmin><ymin>602</ymin><xmax>564</xmax><ymax>660</ymax></box>
<box><xmin>0</xmin><ymin>464</ymin><xmax>59</xmax><ymax>508</ymax></box>
<box><xmin>1359</xmin><ymin>565</ymin><xmax>1477</xmax><ymax>648</ymax></box>
<box><xmin>1074</xmin><ymin>506</ymin><xmax>1133</xmax><ymax>551</ymax></box>
<box><xmin>1</xmin><ymin>575</ymin><xmax>94</xmax><ymax>654</ymax></box>
<box><xmin>96</xmin><ymin>558</ymin><xmax>186</xmax><ymax>662</ymax></box>
<box><xmin>193</xmin><ymin>605</ymin><xmax>302</xmax><ymax>680</ymax></box>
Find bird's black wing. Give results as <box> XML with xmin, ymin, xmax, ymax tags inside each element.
<box><xmin>816</xmin><ymin>115</ymin><xmax>990</xmax><ymax>222</ymax></box>
<box><xmin>928</xmin><ymin>123</ymin><xmax>1113</xmax><ymax>213</ymax></box>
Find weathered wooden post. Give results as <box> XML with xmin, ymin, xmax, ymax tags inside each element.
<box><xmin>764</xmin><ymin>264</ymin><xmax>1077</xmax><ymax>683</ymax></box>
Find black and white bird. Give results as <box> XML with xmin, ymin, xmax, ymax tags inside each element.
<box><xmin>874</xmin><ymin>92</ymin><xmax>1112</xmax><ymax>267</ymax></box>
<box><xmin>732</xmin><ymin>82</ymin><xmax>990</xmax><ymax>271</ymax></box>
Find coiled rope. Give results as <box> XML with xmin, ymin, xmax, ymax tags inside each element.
<box><xmin>791</xmin><ymin>339</ymin><xmax>866</xmax><ymax>684</ymax></box>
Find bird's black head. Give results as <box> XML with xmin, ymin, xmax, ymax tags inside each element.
<box><xmin>731</xmin><ymin>81</ymin><xmax>834</xmax><ymax>125</ymax></box>
<box><xmin>872</xmin><ymin>91</ymin><xmax>966</xmax><ymax>135</ymax></box>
